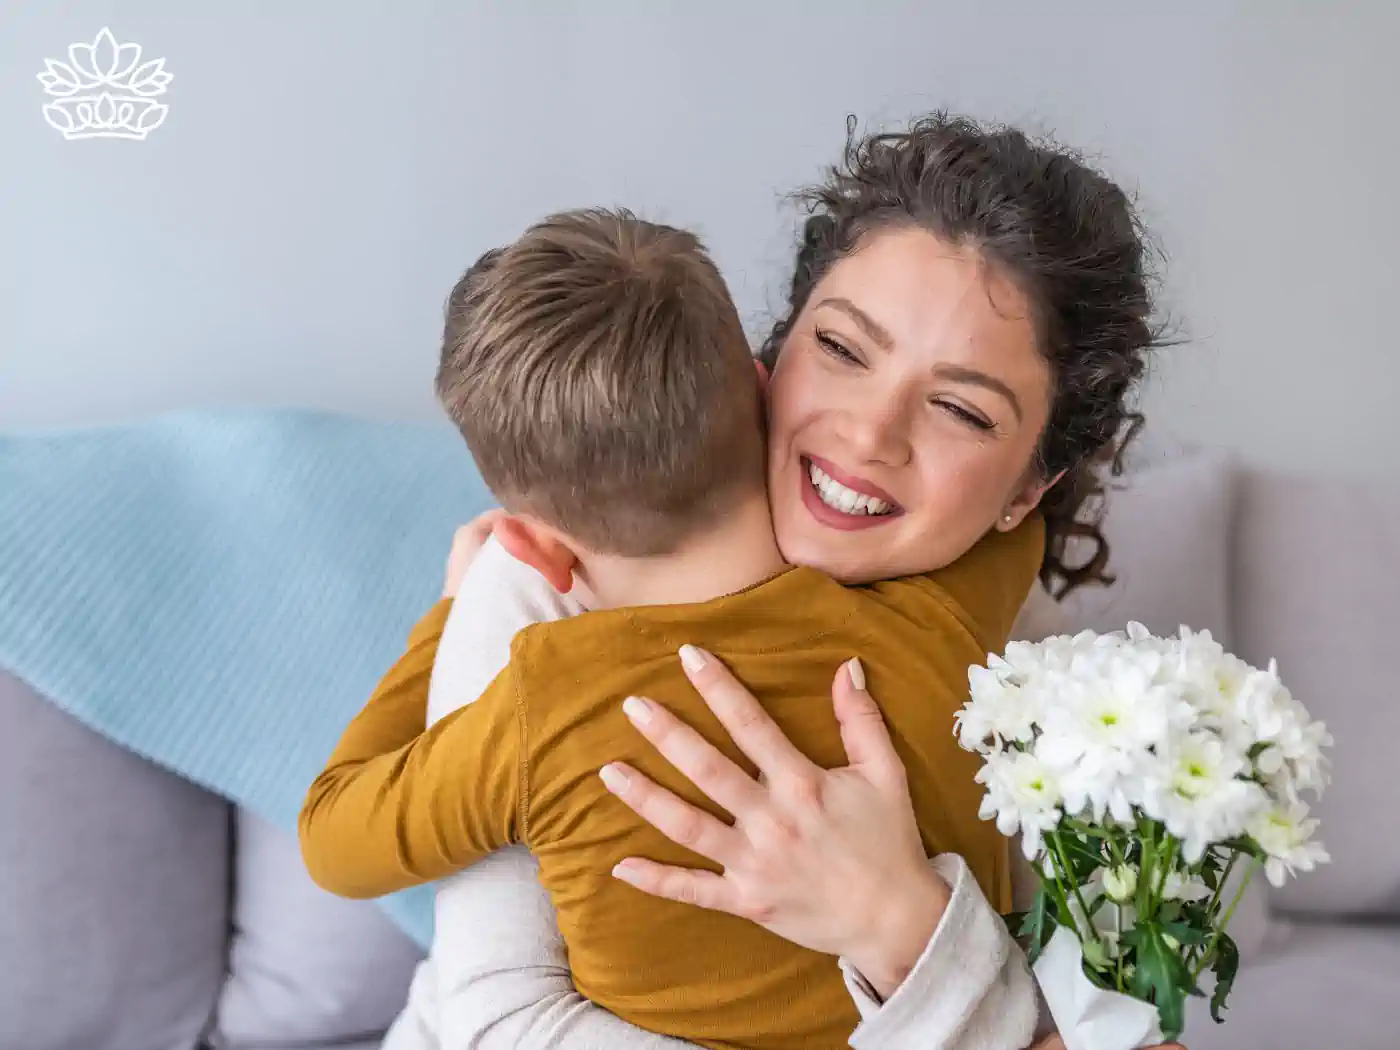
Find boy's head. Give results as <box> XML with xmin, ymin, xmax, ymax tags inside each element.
<box><xmin>437</xmin><ymin>209</ymin><xmax>765</xmax><ymax>562</ymax></box>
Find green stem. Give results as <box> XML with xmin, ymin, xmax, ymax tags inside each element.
<box><xmin>1050</xmin><ymin>831</ymin><xmax>1101</xmax><ymax>958</ymax></box>
<box><xmin>1106</xmin><ymin>832</ymin><xmax>1128</xmax><ymax>870</ymax></box>
<box><xmin>1042</xmin><ymin>849</ymin><xmax>1085</xmax><ymax>943</ymax></box>
<box><xmin>1188</xmin><ymin>851</ymin><xmax>1239</xmax><ymax>970</ymax></box>
<box><xmin>1157</xmin><ymin>837</ymin><xmax>1178</xmax><ymax>898</ymax></box>
<box><xmin>1191</xmin><ymin>857</ymin><xmax>1254</xmax><ymax>981</ymax></box>
<box><xmin>1135</xmin><ymin>820</ymin><xmax>1156</xmax><ymax>918</ymax></box>
<box><xmin>1115</xmin><ymin>896</ymin><xmax>1125</xmax><ymax>992</ymax></box>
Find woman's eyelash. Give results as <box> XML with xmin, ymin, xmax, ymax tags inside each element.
<box><xmin>816</xmin><ymin>329</ymin><xmax>993</xmax><ymax>431</ymax></box>
<box><xmin>815</xmin><ymin>331</ymin><xmax>859</xmax><ymax>363</ymax></box>
<box><xmin>936</xmin><ymin>401</ymin><xmax>995</xmax><ymax>431</ymax></box>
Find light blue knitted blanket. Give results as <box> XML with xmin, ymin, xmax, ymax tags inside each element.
<box><xmin>0</xmin><ymin>408</ymin><xmax>497</xmax><ymax>948</ymax></box>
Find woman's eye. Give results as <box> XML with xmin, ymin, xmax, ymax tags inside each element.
<box><xmin>815</xmin><ymin>331</ymin><xmax>860</xmax><ymax>364</ymax></box>
<box><xmin>935</xmin><ymin>400</ymin><xmax>994</xmax><ymax>431</ymax></box>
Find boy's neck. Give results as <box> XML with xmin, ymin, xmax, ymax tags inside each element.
<box><xmin>577</xmin><ymin>491</ymin><xmax>787</xmax><ymax>610</ymax></box>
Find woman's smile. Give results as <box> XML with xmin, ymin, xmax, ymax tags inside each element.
<box><xmin>799</xmin><ymin>455</ymin><xmax>904</xmax><ymax>532</ymax></box>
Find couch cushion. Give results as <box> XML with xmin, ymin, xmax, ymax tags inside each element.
<box><xmin>1057</xmin><ymin>448</ymin><xmax>1238</xmax><ymax>648</ymax></box>
<box><xmin>1183</xmin><ymin>920</ymin><xmax>1397</xmax><ymax>1050</ymax></box>
<box><xmin>210</xmin><ymin>810</ymin><xmax>422</xmax><ymax>1049</ymax></box>
<box><xmin>0</xmin><ymin>669</ymin><xmax>230</xmax><ymax>1050</ymax></box>
<box><xmin>1231</xmin><ymin>469</ymin><xmax>1400</xmax><ymax>918</ymax></box>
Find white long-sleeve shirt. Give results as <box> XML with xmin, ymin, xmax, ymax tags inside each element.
<box><xmin>383</xmin><ymin>538</ymin><xmax>1055</xmax><ymax>1050</ymax></box>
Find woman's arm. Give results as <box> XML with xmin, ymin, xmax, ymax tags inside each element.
<box><xmin>601</xmin><ymin>648</ymin><xmax>1040</xmax><ymax>1049</ymax></box>
<box><xmin>603</xmin><ymin>649</ymin><xmax>1185</xmax><ymax>1050</ymax></box>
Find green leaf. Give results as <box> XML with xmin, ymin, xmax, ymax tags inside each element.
<box><xmin>1160</xmin><ymin>920</ymin><xmax>1208</xmax><ymax>946</ymax></box>
<box><xmin>1220</xmin><ymin>837</ymin><xmax>1268</xmax><ymax>863</ymax></box>
<box><xmin>1199</xmin><ymin>857</ymin><xmax>1222</xmax><ymax>892</ymax></box>
<box><xmin>1209</xmin><ymin>933</ymin><xmax>1240</xmax><ymax>1024</ymax></box>
<box><xmin>1056</xmin><ymin>832</ymin><xmax>1106</xmax><ymax>881</ymax></box>
<box><xmin>1017</xmin><ymin>886</ymin><xmax>1057</xmax><ymax>964</ymax></box>
<box><xmin>1158</xmin><ymin>900</ymin><xmax>1183</xmax><ymax>925</ymax></box>
<box><xmin>1132</xmin><ymin>924</ymin><xmax>1192</xmax><ymax>1041</ymax></box>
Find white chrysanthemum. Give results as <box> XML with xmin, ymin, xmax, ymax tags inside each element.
<box><xmin>975</xmin><ymin>750</ymin><xmax>1062</xmax><ymax>860</ymax></box>
<box><xmin>1243</xmin><ymin>676</ymin><xmax>1332</xmax><ymax>801</ymax></box>
<box><xmin>956</xmin><ymin>661</ymin><xmax>1039</xmax><ymax>753</ymax></box>
<box><xmin>1144</xmin><ymin>730</ymin><xmax>1267</xmax><ymax>860</ymax></box>
<box><xmin>1171</xmin><ymin>628</ymin><xmax>1256</xmax><ymax>748</ymax></box>
<box><xmin>1102</xmin><ymin>864</ymin><xmax>1138</xmax><ymax>903</ymax></box>
<box><xmin>1035</xmin><ymin>650</ymin><xmax>1189</xmax><ymax>822</ymax></box>
<box><xmin>962</xmin><ymin>624</ymin><xmax>1331</xmax><ymax>902</ymax></box>
<box><xmin>1248</xmin><ymin>800</ymin><xmax>1330</xmax><ymax>887</ymax></box>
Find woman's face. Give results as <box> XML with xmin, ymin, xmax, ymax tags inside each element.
<box><xmin>766</xmin><ymin>227</ymin><xmax>1056</xmax><ymax>584</ymax></box>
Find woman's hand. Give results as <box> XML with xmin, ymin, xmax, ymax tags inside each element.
<box><xmin>599</xmin><ymin>646</ymin><xmax>949</xmax><ymax>999</ymax></box>
<box><xmin>442</xmin><ymin>510</ymin><xmax>507</xmax><ymax>597</ymax></box>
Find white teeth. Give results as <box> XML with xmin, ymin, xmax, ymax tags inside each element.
<box><xmin>807</xmin><ymin>461</ymin><xmax>893</xmax><ymax>517</ymax></box>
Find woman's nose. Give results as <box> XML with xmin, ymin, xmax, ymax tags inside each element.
<box><xmin>836</xmin><ymin>403</ymin><xmax>913</xmax><ymax>468</ymax></box>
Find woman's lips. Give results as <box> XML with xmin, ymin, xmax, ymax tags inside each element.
<box><xmin>805</xmin><ymin>455</ymin><xmax>899</xmax><ymax>505</ymax></box>
<box><xmin>798</xmin><ymin>456</ymin><xmax>902</xmax><ymax>532</ymax></box>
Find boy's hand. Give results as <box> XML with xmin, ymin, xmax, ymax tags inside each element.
<box><xmin>443</xmin><ymin>510</ymin><xmax>508</xmax><ymax>598</ymax></box>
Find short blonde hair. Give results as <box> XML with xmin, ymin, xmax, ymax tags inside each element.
<box><xmin>437</xmin><ymin>209</ymin><xmax>764</xmax><ymax>557</ymax></box>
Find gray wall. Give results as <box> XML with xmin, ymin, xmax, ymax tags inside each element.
<box><xmin>2</xmin><ymin>4</ymin><xmax>1396</xmax><ymax>479</ymax></box>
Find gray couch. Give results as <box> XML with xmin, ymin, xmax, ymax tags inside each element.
<box><xmin>2</xmin><ymin>449</ymin><xmax>1394</xmax><ymax>1049</ymax></box>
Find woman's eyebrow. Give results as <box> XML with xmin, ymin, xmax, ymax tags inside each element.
<box><xmin>931</xmin><ymin>363</ymin><xmax>1023</xmax><ymax>422</ymax></box>
<box><xmin>815</xmin><ymin>297</ymin><xmax>893</xmax><ymax>350</ymax></box>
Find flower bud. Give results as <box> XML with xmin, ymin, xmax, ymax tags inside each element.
<box><xmin>1103</xmin><ymin>864</ymin><xmax>1138</xmax><ymax>902</ymax></box>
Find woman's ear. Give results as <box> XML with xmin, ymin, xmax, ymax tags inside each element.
<box><xmin>494</xmin><ymin>515</ymin><xmax>579</xmax><ymax>594</ymax></box>
<box><xmin>997</xmin><ymin>468</ymin><xmax>1066</xmax><ymax>531</ymax></box>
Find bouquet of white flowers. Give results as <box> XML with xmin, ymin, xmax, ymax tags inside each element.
<box><xmin>956</xmin><ymin>624</ymin><xmax>1331</xmax><ymax>1049</ymax></box>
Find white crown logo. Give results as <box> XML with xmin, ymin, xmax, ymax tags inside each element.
<box><xmin>37</xmin><ymin>27</ymin><xmax>172</xmax><ymax>141</ymax></box>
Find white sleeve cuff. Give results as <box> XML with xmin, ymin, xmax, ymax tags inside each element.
<box><xmin>839</xmin><ymin>854</ymin><xmax>1039</xmax><ymax>1050</ymax></box>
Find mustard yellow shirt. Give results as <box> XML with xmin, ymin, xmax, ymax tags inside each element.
<box><xmin>300</xmin><ymin>517</ymin><xmax>1043</xmax><ymax>1050</ymax></box>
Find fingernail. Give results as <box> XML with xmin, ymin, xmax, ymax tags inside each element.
<box><xmin>611</xmin><ymin>860</ymin><xmax>641</xmax><ymax>885</ymax></box>
<box><xmin>678</xmin><ymin>644</ymin><xmax>707</xmax><ymax>673</ymax></box>
<box><xmin>622</xmin><ymin>695</ymin><xmax>653</xmax><ymax>725</ymax></box>
<box><xmin>846</xmin><ymin>657</ymin><xmax>866</xmax><ymax>691</ymax></box>
<box><xmin>599</xmin><ymin>763</ymin><xmax>630</xmax><ymax>793</ymax></box>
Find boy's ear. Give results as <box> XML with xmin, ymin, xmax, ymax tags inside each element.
<box><xmin>494</xmin><ymin>515</ymin><xmax>579</xmax><ymax>594</ymax></box>
<box><xmin>753</xmin><ymin>358</ymin><xmax>769</xmax><ymax>392</ymax></box>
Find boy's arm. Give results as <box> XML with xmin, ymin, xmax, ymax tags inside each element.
<box><xmin>325</xmin><ymin>598</ymin><xmax>450</xmax><ymax>759</ymax></box>
<box><xmin>435</xmin><ymin>848</ymin><xmax>694</xmax><ymax>1050</ymax></box>
<box><xmin>298</xmin><ymin>657</ymin><xmax>524</xmax><ymax>897</ymax></box>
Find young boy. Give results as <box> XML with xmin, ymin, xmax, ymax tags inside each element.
<box><xmin>300</xmin><ymin>209</ymin><xmax>1043</xmax><ymax>1049</ymax></box>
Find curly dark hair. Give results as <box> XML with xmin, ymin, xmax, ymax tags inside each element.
<box><xmin>759</xmin><ymin>113</ymin><xmax>1165</xmax><ymax>599</ymax></box>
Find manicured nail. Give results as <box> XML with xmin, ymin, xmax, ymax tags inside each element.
<box><xmin>679</xmin><ymin>644</ymin><xmax>707</xmax><ymax>673</ymax></box>
<box><xmin>599</xmin><ymin>763</ymin><xmax>630</xmax><ymax>793</ymax></box>
<box><xmin>612</xmin><ymin>860</ymin><xmax>641</xmax><ymax>885</ymax></box>
<box><xmin>846</xmin><ymin>657</ymin><xmax>866</xmax><ymax>691</ymax></box>
<box><xmin>622</xmin><ymin>695</ymin><xmax>653</xmax><ymax>725</ymax></box>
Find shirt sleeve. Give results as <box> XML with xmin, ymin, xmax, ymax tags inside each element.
<box><xmin>429</xmin><ymin>537</ymin><xmax>587</xmax><ymax>726</ymax></box>
<box><xmin>433</xmin><ymin>847</ymin><xmax>695</xmax><ymax>1050</ymax></box>
<box><xmin>299</xmin><ymin>649</ymin><xmax>525</xmax><ymax>898</ymax></box>
<box><xmin>840</xmin><ymin>854</ymin><xmax>1043</xmax><ymax>1050</ymax></box>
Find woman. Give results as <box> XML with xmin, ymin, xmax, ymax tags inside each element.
<box><xmin>372</xmin><ymin>112</ymin><xmax>1179</xmax><ymax>1048</ymax></box>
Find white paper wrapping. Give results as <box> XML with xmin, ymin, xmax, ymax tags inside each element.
<box><xmin>1033</xmin><ymin>927</ymin><xmax>1166</xmax><ymax>1050</ymax></box>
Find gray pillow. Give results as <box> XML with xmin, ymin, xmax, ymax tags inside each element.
<box><xmin>0</xmin><ymin>669</ymin><xmax>230</xmax><ymax>1050</ymax></box>
<box><xmin>210</xmin><ymin>810</ymin><xmax>422</xmax><ymax>1048</ymax></box>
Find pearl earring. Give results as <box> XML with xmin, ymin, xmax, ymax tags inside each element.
<box><xmin>1002</xmin><ymin>514</ymin><xmax>1014</xmax><ymax>527</ymax></box>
